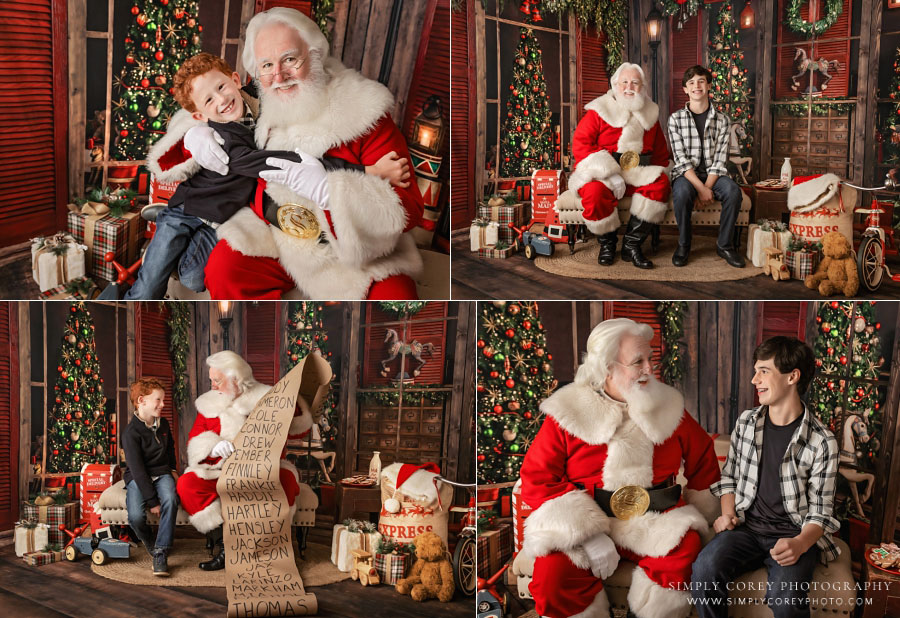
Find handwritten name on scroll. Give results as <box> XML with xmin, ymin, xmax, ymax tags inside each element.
<box><xmin>217</xmin><ymin>358</ymin><xmax>324</xmax><ymax>617</ymax></box>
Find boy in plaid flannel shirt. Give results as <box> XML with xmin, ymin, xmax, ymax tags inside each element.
<box><xmin>691</xmin><ymin>336</ymin><xmax>840</xmax><ymax>618</ymax></box>
<box><xmin>667</xmin><ymin>65</ymin><xmax>745</xmax><ymax>269</ymax></box>
<box><xmin>105</xmin><ymin>53</ymin><xmax>408</xmax><ymax>300</ymax></box>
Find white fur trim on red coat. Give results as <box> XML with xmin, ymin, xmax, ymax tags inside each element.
<box><xmin>609</xmin><ymin>504</ymin><xmax>708</xmax><ymax>557</ymax></box>
<box><xmin>145</xmin><ymin>109</ymin><xmax>203</xmax><ymax>183</ymax></box>
<box><xmin>186</xmin><ymin>431</ymin><xmax>223</xmax><ymax>480</ymax></box>
<box><xmin>523</xmin><ymin>490</ymin><xmax>610</xmax><ymax>559</ymax></box>
<box><xmin>628</xmin><ymin>566</ymin><xmax>691</xmax><ymax>618</ymax></box>
<box><xmin>189</xmin><ymin>497</ymin><xmax>223</xmax><ymax>534</ymax></box>
<box><xmin>629</xmin><ymin>193</ymin><xmax>668</xmax><ymax>224</ymax></box>
<box><xmin>569</xmin><ymin>150</ymin><xmax>621</xmax><ymax>193</ymax></box>
<box><xmin>586</xmin><ymin>91</ymin><xmax>660</xmax><ymax>131</ymax></box>
<box><xmin>585</xmin><ymin>209</ymin><xmax>621</xmax><ymax>235</ymax></box>
<box><xmin>787</xmin><ymin>173</ymin><xmax>841</xmax><ymax>212</ymax></box>
<box><xmin>621</xmin><ymin>165</ymin><xmax>667</xmax><ymax>189</ymax></box>
<box><xmin>572</xmin><ymin>588</ymin><xmax>611</xmax><ymax>618</ymax></box>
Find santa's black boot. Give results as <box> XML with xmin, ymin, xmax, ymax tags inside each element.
<box><xmin>621</xmin><ymin>217</ymin><xmax>654</xmax><ymax>269</ymax></box>
<box><xmin>199</xmin><ymin>525</ymin><xmax>225</xmax><ymax>571</ymax></box>
<box><xmin>597</xmin><ymin>232</ymin><xmax>618</xmax><ymax>266</ymax></box>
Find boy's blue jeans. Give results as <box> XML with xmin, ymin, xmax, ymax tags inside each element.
<box><xmin>690</xmin><ymin>526</ymin><xmax>820</xmax><ymax>618</ymax></box>
<box><xmin>125</xmin><ymin>476</ymin><xmax>178</xmax><ymax>551</ymax></box>
<box><xmin>123</xmin><ymin>205</ymin><xmax>217</xmax><ymax>299</ymax></box>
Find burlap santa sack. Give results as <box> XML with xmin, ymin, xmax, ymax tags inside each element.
<box><xmin>378</xmin><ymin>462</ymin><xmax>454</xmax><ymax>546</ymax></box>
<box><xmin>788</xmin><ymin>174</ymin><xmax>856</xmax><ymax>244</ymax></box>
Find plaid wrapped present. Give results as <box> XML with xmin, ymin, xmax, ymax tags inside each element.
<box><xmin>785</xmin><ymin>249</ymin><xmax>820</xmax><ymax>280</ymax></box>
<box><xmin>374</xmin><ymin>551</ymin><xmax>409</xmax><ymax>585</ymax></box>
<box><xmin>497</xmin><ymin>225</ymin><xmax>518</xmax><ymax>246</ymax></box>
<box><xmin>39</xmin><ymin>276</ymin><xmax>97</xmax><ymax>300</ymax></box>
<box><xmin>477</xmin><ymin>523</ymin><xmax>513</xmax><ymax>577</ymax></box>
<box><xmin>477</xmin><ymin>202</ymin><xmax>526</xmax><ymax>228</ymax></box>
<box><xmin>23</xmin><ymin>548</ymin><xmax>65</xmax><ymax>566</ymax></box>
<box><xmin>23</xmin><ymin>501</ymin><xmax>79</xmax><ymax>546</ymax></box>
<box><xmin>67</xmin><ymin>209</ymin><xmax>144</xmax><ymax>281</ymax></box>
<box><xmin>478</xmin><ymin>243</ymin><xmax>516</xmax><ymax>259</ymax></box>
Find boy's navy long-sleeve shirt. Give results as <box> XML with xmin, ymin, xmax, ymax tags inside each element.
<box><xmin>122</xmin><ymin>414</ymin><xmax>177</xmax><ymax>508</ymax></box>
<box><xmin>167</xmin><ymin>120</ymin><xmax>362</xmax><ymax>224</ymax></box>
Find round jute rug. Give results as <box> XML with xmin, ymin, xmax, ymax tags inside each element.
<box><xmin>534</xmin><ymin>235</ymin><xmax>762</xmax><ymax>281</ymax></box>
<box><xmin>91</xmin><ymin>539</ymin><xmax>350</xmax><ymax>588</ymax></box>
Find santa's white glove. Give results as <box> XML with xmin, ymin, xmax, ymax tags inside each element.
<box><xmin>604</xmin><ymin>173</ymin><xmax>626</xmax><ymax>200</ymax></box>
<box><xmin>581</xmin><ymin>532</ymin><xmax>619</xmax><ymax>580</ymax></box>
<box><xmin>184</xmin><ymin>125</ymin><xmax>228</xmax><ymax>175</ymax></box>
<box><xmin>211</xmin><ymin>440</ymin><xmax>235</xmax><ymax>460</ymax></box>
<box><xmin>259</xmin><ymin>151</ymin><xmax>330</xmax><ymax>210</ymax></box>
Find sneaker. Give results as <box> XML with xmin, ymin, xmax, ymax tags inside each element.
<box><xmin>152</xmin><ymin>549</ymin><xmax>169</xmax><ymax>577</ymax></box>
<box><xmin>143</xmin><ymin>542</ymin><xmax>155</xmax><ymax>558</ymax></box>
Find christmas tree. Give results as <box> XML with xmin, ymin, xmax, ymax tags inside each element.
<box><xmin>499</xmin><ymin>28</ymin><xmax>553</xmax><ymax>178</ymax></box>
<box><xmin>286</xmin><ymin>302</ymin><xmax>337</xmax><ymax>452</ymax></box>
<box><xmin>807</xmin><ymin>301</ymin><xmax>885</xmax><ymax>468</ymax></box>
<box><xmin>477</xmin><ymin>302</ymin><xmax>557</xmax><ymax>484</ymax></box>
<box><xmin>47</xmin><ymin>303</ymin><xmax>109</xmax><ymax>473</ymax></box>
<box><xmin>112</xmin><ymin>1</ymin><xmax>203</xmax><ymax>160</ymax></box>
<box><xmin>708</xmin><ymin>1</ymin><xmax>752</xmax><ymax>157</ymax></box>
<box><xmin>880</xmin><ymin>46</ymin><xmax>900</xmax><ymax>166</ymax></box>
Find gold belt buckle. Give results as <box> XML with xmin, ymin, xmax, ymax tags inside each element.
<box><xmin>609</xmin><ymin>485</ymin><xmax>650</xmax><ymax>520</ymax></box>
<box><xmin>619</xmin><ymin>151</ymin><xmax>640</xmax><ymax>171</ymax></box>
<box><xmin>276</xmin><ymin>203</ymin><xmax>321</xmax><ymax>239</ymax></box>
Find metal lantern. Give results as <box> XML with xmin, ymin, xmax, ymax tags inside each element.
<box><xmin>740</xmin><ymin>1</ymin><xmax>756</xmax><ymax>29</ymax></box>
<box><xmin>412</xmin><ymin>95</ymin><xmax>445</xmax><ymax>156</ymax></box>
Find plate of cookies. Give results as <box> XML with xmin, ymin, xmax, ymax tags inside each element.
<box><xmin>754</xmin><ymin>179</ymin><xmax>787</xmax><ymax>191</ymax></box>
<box><xmin>340</xmin><ymin>474</ymin><xmax>377</xmax><ymax>488</ymax></box>
<box><xmin>866</xmin><ymin>543</ymin><xmax>900</xmax><ymax>574</ymax></box>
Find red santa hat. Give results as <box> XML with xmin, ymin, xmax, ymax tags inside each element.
<box><xmin>383</xmin><ymin>462</ymin><xmax>441</xmax><ymax>514</ymax></box>
<box><xmin>787</xmin><ymin>173</ymin><xmax>842</xmax><ymax>213</ymax></box>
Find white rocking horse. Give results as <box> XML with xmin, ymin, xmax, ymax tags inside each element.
<box><xmin>728</xmin><ymin>123</ymin><xmax>752</xmax><ymax>184</ymax></box>
<box><xmin>839</xmin><ymin>414</ymin><xmax>877</xmax><ymax>517</ymax></box>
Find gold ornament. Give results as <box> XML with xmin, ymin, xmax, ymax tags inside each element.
<box><xmin>68</xmin><ymin>335</ymin><xmax>76</xmax><ymax>344</ymax></box>
<box><xmin>147</xmin><ymin>104</ymin><xmax>160</xmax><ymax>118</ymax></box>
<box><xmin>609</xmin><ymin>486</ymin><xmax>650</xmax><ymax>520</ymax></box>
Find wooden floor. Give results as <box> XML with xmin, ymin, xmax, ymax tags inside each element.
<box><xmin>451</xmin><ymin>230</ymin><xmax>900</xmax><ymax>300</ymax></box>
<box><xmin>0</xmin><ymin>534</ymin><xmax>473</xmax><ymax>618</ymax></box>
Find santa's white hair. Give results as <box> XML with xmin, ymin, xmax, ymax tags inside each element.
<box><xmin>610</xmin><ymin>62</ymin><xmax>647</xmax><ymax>88</ymax></box>
<box><xmin>242</xmin><ymin>7</ymin><xmax>329</xmax><ymax>76</ymax></box>
<box><xmin>206</xmin><ymin>351</ymin><xmax>258</xmax><ymax>394</ymax></box>
<box><xmin>574</xmin><ymin>318</ymin><xmax>654</xmax><ymax>391</ymax></box>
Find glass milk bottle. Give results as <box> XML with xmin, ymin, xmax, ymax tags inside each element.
<box><xmin>368</xmin><ymin>451</ymin><xmax>382</xmax><ymax>485</ymax></box>
<box><xmin>780</xmin><ymin>157</ymin><xmax>792</xmax><ymax>186</ymax></box>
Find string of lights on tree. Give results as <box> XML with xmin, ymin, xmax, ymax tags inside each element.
<box><xmin>807</xmin><ymin>301</ymin><xmax>885</xmax><ymax>469</ymax></box>
<box><xmin>286</xmin><ymin>302</ymin><xmax>338</xmax><ymax>451</ymax></box>
<box><xmin>477</xmin><ymin>301</ymin><xmax>557</xmax><ymax>484</ymax></box>
<box><xmin>47</xmin><ymin>303</ymin><xmax>110</xmax><ymax>473</ymax></box>
<box><xmin>708</xmin><ymin>1</ymin><xmax>753</xmax><ymax>156</ymax></box>
<box><xmin>499</xmin><ymin>28</ymin><xmax>553</xmax><ymax>178</ymax></box>
<box><xmin>880</xmin><ymin>46</ymin><xmax>900</xmax><ymax>166</ymax></box>
<box><xmin>658</xmin><ymin>302</ymin><xmax>687</xmax><ymax>386</ymax></box>
<box><xmin>112</xmin><ymin>1</ymin><xmax>203</xmax><ymax>160</ymax></box>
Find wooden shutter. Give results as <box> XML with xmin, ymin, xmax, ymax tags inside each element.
<box><xmin>450</xmin><ymin>0</ymin><xmax>475</xmax><ymax>229</ymax></box>
<box><xmin>602</xmin><ymin>302</ymin><xmax>665</xmax><ymax>379</ymax></box>
<box><xmin>134</xmin><ymin>303</ymin><xmax>178</xmax><ymax>466</ymax></box>
<box><xmin>0</xmin><ymin>303</ymin><xmax>19</xmax><ymax>530</ymax></box>
<box><xmin>577</xmin><ymin>26</ymin><xmax>609</xmax><ymax>118</ymax></box>
<box><xmin>669</xmin><ymin>12</ymin><xmax>703</xmax><ymax>112</ymax></box>
<box><xmin>775</xmin><ymin>0</ymin><xmax>851</xmax><ymax>99</ymax></box>
<box><xmin>0</xmin><ymin>0</ymin><xmax>68</xmax><ymax>247</ymax></box>
<box><xmin>757</xmin><ymin>302</ymin><xmax>808</xmax><ymax>344</ymax></box>
<box><xmin>243</xmin><ymin>302</ymin><xmax>281</xmax><ymax>387</ymax></box>
<box><xmin>254</xmin><ymin>0</ymin><xmax>313</xmax><ymax>16</ymax></box>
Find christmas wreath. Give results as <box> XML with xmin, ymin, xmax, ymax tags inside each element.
<box><xmin>784</xmin><ymin>0</ymin><xmax>842</xmax><ymax>38</ymax></box>
<box><xmin>377</xmin><ymin>301</ymin><xmax>427</xmax><ymax>320</ymax></box>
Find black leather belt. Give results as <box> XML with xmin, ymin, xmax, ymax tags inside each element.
<box><xmin>594</xmin><ymin>478</ymin><xmax>682</xmax><ymax>518</ymax></box>
<box><xmin>611</xmin><ymin>152</ymin><xmax>652</xmax><ymax>166</ymax></box>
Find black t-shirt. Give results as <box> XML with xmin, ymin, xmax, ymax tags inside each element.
<box><xmin>690</xmin><ymin>107</ymin><xmax>710</xmax><ymax>175</ymax></box>
<box><xmin>744</xmin><ymin>409</ymin><xmax>804</xmax><ymax>538</ymax></box>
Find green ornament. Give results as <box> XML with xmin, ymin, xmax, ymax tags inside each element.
<box><xmin>68</xmin><ymin>376</ymin><xmax>74</xmax><ymax>382</ymax></box>
<box><xmin>147</xmin><ymin>22</ymin><xmax>157</xmax><ymax>31</ymax></box>
<box><xmin>129</xmin><ymin>102</ymin><xmax>139</xmax><ymax>112</ymax></box>
<box><xmin>152</xmin><ymin>120</ymin><xmax>161</xmax><ymax>130</ymax></box>
<box><xmin>510</xmin><ymin>444</ymin><xmax>520</xmax><ymax>453</ymax></box>
<box><xmin>495</xmin><ymin>353</ymin><xmax>505</xmax><ymax>361</ymax></box>
<box><xmin>526</xmin><ymin>390</ymin><xmax>534</xmax><ymax>397</ymax></box>
<box><xmin>484</xmin><ymin>428</ymin><xmax>494</xmax><ymax>438</ymax></box>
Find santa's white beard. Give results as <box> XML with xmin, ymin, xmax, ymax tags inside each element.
<box><xmin>257</xmin><ymin>57</ymin><xmax>329</xmax><ymax>130</ymax></box>
<box><xmin>611</xmin><ymin>372</ymin><xmax>664</xmax><ymax>418</ymax></box>
<box><xmin>616</xmin><ymin>91</ymin><xmax>647</xmax><ymax>112</ymax></box>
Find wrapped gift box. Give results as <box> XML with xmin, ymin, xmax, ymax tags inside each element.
<box><xmin>39</xmin><ymin>276</ymin><xmax>97</xmax><ymax>301</ymax></box>
<box><xmin>478</xmin><ymin>244</ymin><xmax>516</xmax><ymax>259</ymax></box>
<box><xmin>23</xmin><ymin>548</ymin><xmax>65</xmax><ymax>566</ymax></box>
<box><xmin>23</xmin><ymin>501</ymin><xmax>79</xmax><ymax>546</ymax></box>
<box><xmin>470</xmin><ymin>219</ymin><xmax>499</xmax><ymax>252</ymax></box>
<box><xmin>330</xmin><ymin>522</ymin><xmax>382</xmax><ymax>572</ymax></box>
<box><xmin>374</xmin><ymin>551</ymin><xmax>409</xmax><ymax>585</ymax></box>
<box><xmin>477</xmin><ymin>523</ymin><xmax>513</xmax><ymax>577</ymax></box>
<box><xmin>531</xmin><ymin>169</ymin><xmax>567</xmax><ymax>223</ymax></box>
<box><xmin>746</xmin><ymin>221</ymin><xmax>792</xmax><ymax>268</ymax></box>
<box><xmin>785</xmin><ymin>249</ymin><xmax>821</xmax><ymax>280</ymax></box>
<box><xmin>31</xmin><ymin>233</ymin><xmax>87</xmax><ymax>292</ymax></box>
<box><xmin>477</xmin><ymin>202</ymin><xmax>526</xmax><ymax>229</ymax></box>
<box><xmin>15</xmin><ymin>521</ymin><xmax>49</xmax><ymax>557</ymax></box>
<box><xmin>67</xmin><ymin>209</ymin><xmax>145</xmax><ymax>281</ymax></box>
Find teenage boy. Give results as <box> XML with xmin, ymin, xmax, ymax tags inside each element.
<box><xmin>691</xmin><ymin>336</ymin><xmax>840</xmax><ymax>618</ymax></box>
<box><xmin>667</xmin><ymin>65</ymin><xmax>745</xmax><ymax>268</ymax></box>
<box><xmin>123</xmin><ymin>378</ymin><xmax>180</xmax><ymax>576</ymax></box>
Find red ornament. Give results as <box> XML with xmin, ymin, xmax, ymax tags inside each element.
<box><xmin>876</xmin><ymin>322</ymin><xmax>882</xmax><ymax>330</ymax></box>
<box><xmin>827</xmin><ymin>347</ymin><xmax>834</xmax><ymax>356</ymax></box>
<box><xmin>477</xmin><ymin>455</ymin><xmax>485</xmax><ymax>462</ymax></box>
<box><xmin>490</xmin><ymin>371</ymin><xmax>499</xmax><ymax>379</ymax></box>
<box><xmin>141</xmin><ymin>41</ymin><xmax>150</xmax><ymax>49</ymax></box>
<box><xmin>831</xmin><ymin>301</ymin><xmax>840</xmax><ymax>309</ymax></box>
<box><xmin>816</xmin><ymin>316</ymin><xmax>822</xmax><ymax>323</ymax></box>
<box><xmin>53</xmin><ymin>450</ymin><xmax>59</xmax><ymax>456</ymax></box>
<box><xmin>523</xmin><ymin>320</ymin><xmax>532</xmax><ymax>330</ymax></box>
<box><xmin>505</xmin><ymin>328</ymin><xmax>516</xmax><ymax>338</ymax></box>
<box><xmin>155</xmin><ymin>50</ymin><xmax>164</xmax><ymax>61</ymax></box>
<box><xmin>524</xmin><ymin>411</ymin><xmax>532</xmax><ymax>419</ymax></box>
<box><xmin>131</xmin><ymin>6</ymin><xmax>139</xmax><ymax>15</ymax></box>
<box><xmin>839</xmin><ymin>355</ymin><xmax>848</xmax><ymax>365</ymax></box>
<box><xmin>175</xmin><ymin>8</ymin><xmax>185</xmax><ymax>18</ymax></box>
<box><xmin>136</xmin><ymin>13</ymin><xmax>148</xmax><ymax>26</ymax></box>
<box><xmin>75</xmin><ymin>359</ymin><xmax>81</xmax><ymax>366</ymax></box>
<box><xmin>61</xmin><ymin>371</ymin><xmax>68</xmax><ymax>379</ymax></box>
<box><xmin>493</xmin><ymin>404</ymin><xmax>503</xmax><ymax>414</ymax></box>
<box><xmin>141</xmin><ymin>78</ymin><xmax>150</xmax><ymax>87</ymax></box>
<box><xmin>505</xmin><ymin>379</ymin><xmax>516</xmax><ymax>388</ymax></box>
<box><xmin>58</xmin><ymin>365</ymin><xmax>63</xmax><ymax>372</ymax></box>
<box><xmin>74</xmin><ymin>395</ymin><xmax>80</xmax><ymax>402</ymax></box>
<box><xmin>816</xmin><ymin>359</ymin><xmax>823</xmax><ymax>367</ymax></box>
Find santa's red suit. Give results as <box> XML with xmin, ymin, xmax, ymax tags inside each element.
<box><xmin>559</xmin><ymin>91</ymin><xmax>671</xmax><ymax>235</ymax></box>
<box><xmin>520</xmin><ymin>381</ymin><xmax>721</xmax><ymax>618</ymax></box>
<box><xmin>176</xmin><ymin>383</ymin><xmax>310</xmax><ymax>533</ymax></box>
<box><xmin>147</xmin><ymin>60</ymin><xmax>424</xmax><ymax>300</ymax></box>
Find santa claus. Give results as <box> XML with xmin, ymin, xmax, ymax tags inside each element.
<box><xmin>176</xmin><ymin>351</ymin><xmax>313</xmax><ymax>571</ymax></box>
<box><xmin>148</xmin><ymin>7</ymin><xmax>424</xmax><ymax>299</ymax></box>
<box><xmin>520</xmin><ymin>318</ymin><xmax>721</xmax><ymax>618</ymax></box>
<box><xmin>557</xmin><ymin>63</ymin><xmax>671</xmax><ymax>269</ymax></box>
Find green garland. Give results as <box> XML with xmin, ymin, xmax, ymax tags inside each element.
<box><xmin>377</xmin><ymin>302</ymin><xmax>427</xmax><ymax>320</ymax></box>
<box><xmin>595</xmin><ymin>0</ymin><xmax>627</xmax><ymax>73</ymax></box>
<box><xmin>357</xmin><ymin>386</ymin><xmax>450</xmax><ymax>407</ymax></box>
<box><xmin>657</xmin><ymin>302</ymin><xmax>687</xmax><ymax>386</ymax></box>
<box><xmin>784</xmin><ymin>0</ymin><xmax>842</xmax><ymax>38</ymax></box>
<box><xmin>660</xmin><ymin>0</ymin><xmax>701</xmax><ymax>18</ymax></box>
<box><xmin>167</xmin><ymin>302</ymin><xmax>190</xmax><ymax>415</ymax></box>
<box><xmin>775</xmin><ymin>98</ymin><xmax>853</xmax><ymax>117</ymax></box>
<box><xmin>314</xmin><ymin>0</ymin><xmax>335</xmax><ymax>41</ymax></box>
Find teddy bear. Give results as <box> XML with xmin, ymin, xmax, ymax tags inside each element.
<box><xmin>804</xmin><ymin>231</ymin><xmax>859</xmax><ymax>297</ymax></box>
<box><xmin>394</xmin><ymin>531</ymin><xmax>455</xmax><ymax>602</ymax></box>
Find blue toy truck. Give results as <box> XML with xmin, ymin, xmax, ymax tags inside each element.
<box><xmin>508</xmin><ymin>223</ymin><xmax>555</xmax><ymax>260</ymax></box>
<box><xmin>62</xmin><ymin>524</ymin><xmax>130</xmax><ymax>565</ymax></box>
